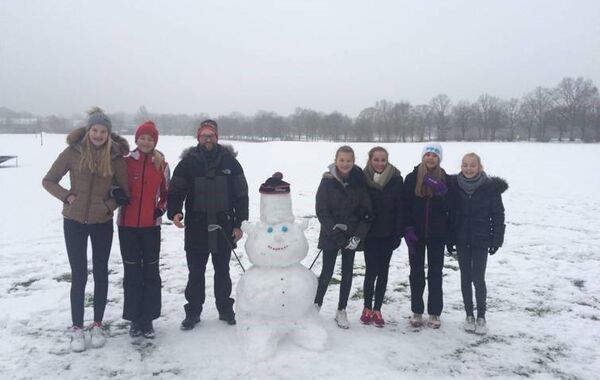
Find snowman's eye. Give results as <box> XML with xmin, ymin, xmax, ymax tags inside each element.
<box><xmin>267</xmin><ymin>226</ymin><xmax>273</xmax><ymax>233</ymax></box>
<box><xmin>281</xmin><ymin>225</ymin><xmax>288</xmax><ymax>233</ymax></box>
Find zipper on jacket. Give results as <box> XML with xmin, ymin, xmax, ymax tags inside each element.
<box><xmin>84</xmin><ymin>172</ymin><xmax>96</xmax><ymax>224</ymax></box>
<box><xmin>136</xmin><ymin>154</ymin><xmax>148</xmax><ymax>227</ymax></box>
<box><xmin>466</xmin><ymin>192</ymin><xmax>472</xmax><ymax>247</ymax></box>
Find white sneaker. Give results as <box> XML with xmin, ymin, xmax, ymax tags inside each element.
<box><xmin>475</xmin><ymin>318</ymin><xmax>488</xmax><ymax>335</ymax></box>
<box><xmin>70</xmin><ymin>326</ymin><xmax>86</xmax><ymax>353</ymax></box>
<box><xmin>464</xmin><ymin>316</ymin><xmax>476</xmax><ymax>333</ymax></box>
<box><xmin>427</xmin><ymin>315</ymin><xmax>441</xmax><ymax>329</ymax></box>
<box><xmin>90</xmin><ymin>322</ymin><xmax>106</xmax><ymax>348</ymax></box>
<box><xmin>410</xmin><ymin>313</ymin><xmax>423</xmax><ymax>327</ymax></box>
<box><xmin>335</xmin><ymin>309</ymin><xmax>349</xmax><ymax>329</ymax></box>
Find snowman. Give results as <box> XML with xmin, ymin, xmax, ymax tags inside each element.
<box><xmin>237</xmin><ymin>172</ymin><xmax>328</xmax><ymax>360</ymax></box>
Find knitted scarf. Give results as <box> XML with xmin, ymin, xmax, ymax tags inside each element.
<box><xmin>363</xmin><ymin>163</ymin><xmax>401</xmax><ymax>190</ymax></box>
<box><xmin>457</xmin><ymin>171</ymin><xmax>487</xmax><ymax>195</ymax></box>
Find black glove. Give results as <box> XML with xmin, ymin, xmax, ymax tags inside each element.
<box><xmin>447</xmin><ymin>244</ymin><xmax>456</xmax><ymax>254</ymax></box>
<box><xmin>154</xmin><ymin>208</ymin><xmax>165</xmax><ymax>218</ymax></box>
<box><xmin>110</xmin><ymin>187</ymin><xmax>130</xmax><ymax>206</ymax></box>
<box><xmin>330</xmin><ymin>230</ymin><xmax>348</xmax><ymax>249</ymax></box>
<box><xmin>488</xmin><ymin>246</ymin><xmax>499</xmax><ymax>255</ymax></box>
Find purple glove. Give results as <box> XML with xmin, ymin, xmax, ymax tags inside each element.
<box><xmin>423</xmin><ymin>174</ymin><xmax>447</xmax><ymax>196</ymax></box>
<box><xmin>404</xmin><ymin>227</ymin><xmax>418</xmax><ymax>254</ymax></box>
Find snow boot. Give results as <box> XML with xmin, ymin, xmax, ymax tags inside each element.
<box><xmin>141</xmin><ymin>321</ymin><xmax>155</xmax><ymax>339</ymax></box>
<box><xmin>129</xmin><ymin>321</ymin><xmax>142</xmax><ymax>338</ymax></box>
<box><xmin>360</xmin><ymin>307</ymin><xmax>373</xmax><ymax>324</ymax></box>
<box><xmin>219</xmin><ymin>312</ymin><xmax>237</xmax><ymax>326</ymax></box>
<box><xmin>181</xmin><ymin>314</ymin><xmax>201</xmax><ymax>330</ymax></box>
<box><xmin>70</xmin><ymin>326</ymin><xmax>86</xmax><ymax>353</ymax></box>
<box><xmin>463</xmin><ymin>316</ymin><xmax>476</xmax><ymax>333</ymax></box>
<box><xmin>90</xmin><ymin>322</ymin><xmax>106</xmax><ymax>348</ymax></box>
<box><xmin>335</xmin><ymin>309</ymin><xmax>350</xmax><ymax>329</ymax></box>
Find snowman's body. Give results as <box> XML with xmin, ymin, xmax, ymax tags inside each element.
<box><xmin>237</xmin><ymin>186</ymin><xmax>327</xmax><ymax>360</ymax></box>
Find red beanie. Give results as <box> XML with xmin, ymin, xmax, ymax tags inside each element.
<box><xmin>197</xmin><ymin>119</ymin><xmax>218</xmax><ymax>139</ymax></box>
<box><xmin>135</xmin><ymin>121</ymin><xmax>159</xmax><ymax>144</ymax></box>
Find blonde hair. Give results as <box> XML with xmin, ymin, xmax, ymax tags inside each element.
<box><xmin>152</xmin><ymin>150</ymin><xmax>166</xmax><ymax>172</ymax></box>
<box><xmin>79</xmin><ymin>130</ymin><xmax>114</xmax><ymax>177</ymax></box>
<box><xmin>462</xmin><ymin>152</ymin><xmax>484</xmax><ymax>171</ymax></box>
<box><xmin>415</xmin><ymin>156</ymin><xmax>445</xmax><ymax>197</ymax></box>
<box><xmin>367</xmin><ymin>146</ymin><xmax>388</xmax><ymax>161</ymax></box>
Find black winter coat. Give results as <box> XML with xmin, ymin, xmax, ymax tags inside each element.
<box><xmin>167</xmin><ymin>144</ymin><xmax>249</xmax><ymax>250</ymax></box>
<box><xmin>364</xmin><ymin>169</ymin><xmax>404</xmax><ymax>241</ymax></box>
<box><xmin>447</xmin><ymin>175</ymin><xmax>507</xmax><ymax>249</ymax></box>
<box><xmin>402</xmin><ymin>165</ymin><xmax>450</xmax><ymax>241</ymax></box>
<box><xmin>316</xmin><ymin>165</ymin><xmax>373</xmax><ymax>251</ymax></box>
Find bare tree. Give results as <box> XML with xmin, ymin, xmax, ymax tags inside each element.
<box><xmin>503</xmin><ymin>98</ymin><xmax>521</xmax><ymax>141</ymax></box>
<box><xmin>554</xmin><ymin>77</ymin><xmax>599</xmax><ymax>141</ymax></box>
<box><xmin>523</xmin><ymin>87</ymin><xmax>554</xmax><ymax>142</ymax></box>
<box><xmin>412</xmin><ymin>105</ymin><xmax>432</xmax><ymax>142</ymax></box>
<box><xmin>429</xmin><ymin>94</ymin><xmax>452</xmax><ymax>141</ymax></box>
<box><xmin>451</xmin><ymin>101</ymin><xmax>475</xmax><ymax>141</ymax></box>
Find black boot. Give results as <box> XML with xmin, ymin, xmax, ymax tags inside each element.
<box><xmin>181</xmin><ymin>314</ymin><xmax>201</xmax><ymax>330</ymax></box>
<box><xmin>129</xmin><ymin>321</ymin><xmax>142</xmax><ymax>338</ymax></box>
<box><xmin>141</xmin><ymin>320</ymin><xmax>155</xmax><ymax>339</ymax></box>
<box><xmin>219</xmin><ymin>312</ymin><xmax>236</xmax><ymax>325</ymax></box>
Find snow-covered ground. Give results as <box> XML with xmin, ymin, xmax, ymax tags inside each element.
<box><xmin>0</xmin><ymin>133</ymin><xmax>598</xmax><ymax>380</ymax></box>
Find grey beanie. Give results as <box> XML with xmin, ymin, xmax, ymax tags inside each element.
<box><xmin>87</xmin><ymin>107</ymin><xmax>112</xmax><ymax>132</ymax></box>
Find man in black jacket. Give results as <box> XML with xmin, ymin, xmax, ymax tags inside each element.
<box><xmin>168</xmin><ymin>120</ymin><xmax>249</xmax><ymax>330</ymax></box>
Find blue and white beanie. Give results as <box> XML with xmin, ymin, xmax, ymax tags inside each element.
<box><xmin>422</xmin><ymin>142</ymin><xmax>443</xmax><ymax>162</ymax></box>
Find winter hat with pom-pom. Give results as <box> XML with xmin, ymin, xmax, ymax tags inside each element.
<box><xmin>87</xmin><ymin>107</ymin><xmax>112</xmax><ymax>132</ymax></box>
<box><xmin>135</xmin><ymin>121</ymin><xmax>159</xmax><ymax>144</ymax></box>
<box><xmin>422</xmin><ymin>142</ymin><xmax>443</xmax><ymax>162</ymax></box>
<box><xmin>259</xmin><ymin>172</ymin><xmax>294</xmax><ymax>224</ymax></box>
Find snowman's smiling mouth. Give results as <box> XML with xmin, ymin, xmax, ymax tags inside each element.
<box><xmin>267</xmin><ymin>245</ymin><xmax>288</xmax><ymax>251</ymax></box>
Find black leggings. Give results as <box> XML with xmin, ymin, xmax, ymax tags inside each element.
<box><xmin>408</xmin><ymin>239</ymin><xmax>445</xmax><ymax>316</ymax></box>
<box><xmin>457</xmin><ymin>245</ymin><xmax>488</xmax><ymax>319</ymax></box>
<box><xmin>118</xmin><ymin>226</ymin><xmax>162</xmax><ymax>322</ymax></box>
<box><xmin>363</xmin><ymin>237</ymin><xmax>395</xmax><ymax>311</ymax></box>
<box><xmin>63</xmin><ymin>218</ymin><xmax>113</xmax><ymax>328</ymax></box>
<box><xmin>314</xmin><ymin>248</ymin><xmax>355</xmax><ymax>311</ymax></box>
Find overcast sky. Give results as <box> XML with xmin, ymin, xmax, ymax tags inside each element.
<box><xmin>1</xmin><ymin>0</ymin><xmax>599</xmax><ymax>117</ymax></box>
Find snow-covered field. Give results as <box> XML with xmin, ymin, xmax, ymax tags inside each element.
<box><xmin>0</xmin><ymin>133</ymin><xmax>599</xmax><ymax>380</ymax></box>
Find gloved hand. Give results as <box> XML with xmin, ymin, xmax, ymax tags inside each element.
<box><xmin>154</xmin><ymin>208</ymin><xmax>165</xmax><ymax>218</ymax></box>
<box><xmin>331</xmin><ymin>230</ymin><xmax>348</xmax><ymax>249</ymax></box>
<box><xmin>423</xmin><ymin>174</ymin><xmax>447</xmax><ymax>196</ymax></box>
<box><xmin>447</xmin><ymin>244</ymin><xmax>456</xmax><ymax>254</ymax></box>
<box><xmin>345</xmin><ymin>236</ymin><xmax>360</xmax><ymax>250</ymax></box>
<box><xmin>110</xmin><ymin>187</ymin><xmax>130</xmax><ymax>206</ymax></box>
<box><xmin>488</xmin><ymin>246</ymin><xmax>499</xmax><ymax>255</ymax></box>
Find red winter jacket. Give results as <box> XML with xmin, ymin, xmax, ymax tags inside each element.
<box><xmin>118</xmin><ymin>150</ymin><xmax>170</xmax><ymax>227</ymax></box>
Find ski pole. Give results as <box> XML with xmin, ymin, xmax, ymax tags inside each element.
<box><xmin>308</xmin><ymin>249</ymin><xmax>323</xmax><ymax>270</ymax></box>
<box><xmin>208</xmin><ymin>224</ymin><xmax>246</xmax><ymax>272</ymax></box>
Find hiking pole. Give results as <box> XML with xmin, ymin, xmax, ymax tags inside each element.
<box><xmin>208</xmin><ymin>224</ymin><xmax>246</xmax><ymax>272</ymax></box>
<box><xmin>308</xmin><ymin>249</ymin><xmax>323</xmax><ymax>270</ymax></box>
<box><xmin>309</xmin><ymin>223</ymin><xmax>348</xmax><ymax>270</ymax></box>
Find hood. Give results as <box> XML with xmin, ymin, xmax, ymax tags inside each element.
<box><xmin>486</xmin><ymin>176</ymin><xmax>509</xmax><ymax>194</ymax></box>
<box><xmin>322</xmin><ymin>164</ymin><xmax>364</xmax><ymax>186</ymax></box>
<box><xmin>66</xmin><ymin>127</ymin><xmax>129</xmax><ymax>157</ymax></box>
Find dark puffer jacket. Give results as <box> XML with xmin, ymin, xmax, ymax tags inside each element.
<box><xmin>316</xmin><ymin>165</ymin><xmax>373</xmax><ymax>251</ymax></box>
<box><xmin>447</xmin><ymin>175</ymin><xmax>508</xmax><ymax>248</ymax></box>
<box><xmin>167</xmin><ymin>144</ymin><xmax>249</xmax><ymax>250</ymax></box>
<box><xmin>363</xmin><ymin>166</ymin><xmax>404</xmax><ymax>240</ymax></box>
<box><xmin>402</xmin><ymin>165</ymin><xmax>450</xmax><ymax>241</ymax></box>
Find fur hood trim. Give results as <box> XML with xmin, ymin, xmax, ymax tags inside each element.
<box><xmin>66</xmin><ymin>127</ymin><xmax>130</xmax><ymax>157</ymax></box>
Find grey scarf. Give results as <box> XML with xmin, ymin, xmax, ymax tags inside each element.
<box><xmin>457</xmin><ymin>171</ymin><xmax>487</xmax><ymax>195</ymax></box>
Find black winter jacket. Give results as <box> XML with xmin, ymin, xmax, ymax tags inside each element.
<box><xmin>316</xmin><ymin>165</ymin><xmax>373</xmax><ymax>251</ymax></box>
<box><xmin>447</xmin><ymin>175</ymin><xmax>507</xmax><ymax>249</ymax></box>
<box><xmin>363</xmin><ymin>168</ymin><xmax>404</xmax><ymax>241</ymax></box>
<box><xmin>167</xmin><ymin>144</ymin><xmax>249</xmax><ymax>249</ymax></box>
<box><xmin>402</xmin><ymin>165</ymin><xmax>450</xmax><ymax>241</ymax></box>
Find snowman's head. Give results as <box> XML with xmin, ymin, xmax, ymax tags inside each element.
<box><xmin>242</xmin><ymin>220</ymin><xmax>308</xmax><ymax>267</ymax></box>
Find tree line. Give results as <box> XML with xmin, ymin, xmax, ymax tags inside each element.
<box><xmin>1</xmin><ymin>76</ymin><xmax>599</xmax><ymax>142</ymax></box>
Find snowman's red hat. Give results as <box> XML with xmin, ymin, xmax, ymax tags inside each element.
<box><xmin>259</xmin><ymin>172</ymin><xmax>290</xmax><ymax>194</ymax></box>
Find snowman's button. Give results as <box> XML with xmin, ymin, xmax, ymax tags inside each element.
<box><xmin>281</xmin><ymin>304</ymin><xmax>285</xmax><ymax>307</ymax></box>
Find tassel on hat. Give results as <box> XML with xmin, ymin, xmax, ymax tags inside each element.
<box><xmin>87</xmin><ymin>107</ymin><xmax>112</xmax><ymax>132</ymax></box>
